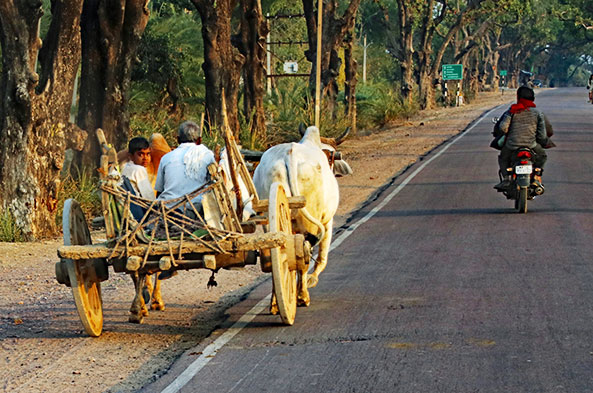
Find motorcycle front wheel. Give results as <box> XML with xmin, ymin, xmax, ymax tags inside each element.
<box><xmin>517</xmin><ymin>187</ymin><xmax>528</xmax><ymax>213</ymax></box>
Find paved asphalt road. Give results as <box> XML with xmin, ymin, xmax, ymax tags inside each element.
<box><xmin>144</xmin><ymin>88</ymin><xmax>593</xmax><ymax>393</ymax></box>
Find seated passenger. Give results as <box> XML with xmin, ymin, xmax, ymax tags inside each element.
<box><xmin>155</xmin><ymin>121</ymin><xmax>215</xmax><ymax>211</ymax></box>
<box><xmin>146</xmin><ymin>133</ymin><xmax>172</xmax><ymax>188</ymax></box>
<box><xmin>117</xmin><ymin>133</ymin><xmax>171</xmax><ymax>189</ymax></box>
<box><xmin>121</xmin><ymin>137</ymin><xmax>156</xmax><ymax>201</ymax></box>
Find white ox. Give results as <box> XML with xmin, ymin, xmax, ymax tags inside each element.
<box><xmin>253</xmin><ymin>125</ymin><xmax>351</xmax><ymax>306</ymax></box>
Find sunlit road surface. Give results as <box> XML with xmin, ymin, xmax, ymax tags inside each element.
<box><xmin>143</xmin><ymin>88</ymin><xmax>593</xmax><ymax>393</ymax></box>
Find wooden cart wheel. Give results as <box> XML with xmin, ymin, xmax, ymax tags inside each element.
<box><xmin>268</xmin><ymin>182</ymin><xmax>297</xmax><ymax>325</ymax></box>
<box><xmin>63</xmin><ymin>199</ymin><xmax>104</xmax><ymax>337</ymax></box>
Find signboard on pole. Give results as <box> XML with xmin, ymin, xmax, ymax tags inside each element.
<box><xmin>283</xmin><ymin>61</ymin><xmax>299</xmax><ymax>74</ymax></box>
<box><xmin>500</xmin><ymin>70</ymin><xmax>507</xmax><ymax>76</ymax></box>
<box><xmin>442</xmin><ymin>64</ymin><xmax>463</xmax><ymax>80</ymax></box>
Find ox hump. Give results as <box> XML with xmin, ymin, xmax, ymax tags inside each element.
<box><xmin>299</xmin><ymin>126</ymin><xmax>323</xmax><ymax>148</ymax></box>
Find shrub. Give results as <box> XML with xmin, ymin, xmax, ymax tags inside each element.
<box><xmin>56</xmin><ymin>167</ymin><xmax>102</xmax><ymax>227</ymax></box>
<box><xmin>0</xmin><ymin>211</ymin><xmax>24</xmax><ymax>242</ymax></box>
<box><xmin>357</xmin><ymin>83</ymin><xmax>418</xmax><ymax>128</ymax></box>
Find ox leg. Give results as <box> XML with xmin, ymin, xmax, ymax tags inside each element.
<box><xmin>270</xmin><ymin>284</ymin><xmax>279</xmax><ymax>315</ymax></box>
<box><xmin>151</xmin><ymin>274</ymin><xmax>165</xmax><ymax>311</ymax></box>
<box><xmin>307</xmin><ymin>219</ymin><xmax>333</xmax><ymax>288</ymax></box>
<box><xmin>297</xmin><ymin>268</ymin><xmax>310</xmax><ymax>307</ymax></box>
<box><xmin>143</xmin><ymin>274</ymin><xmax>153</xmax><ymax>306</ymax></box>
<box><xmin>129</xmin><ymin>272</ymin><xmax>149</xmax><ymax>323</ymax></box>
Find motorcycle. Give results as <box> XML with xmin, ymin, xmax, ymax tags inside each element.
<box><xmin>496</xmin><ymin>148</ymin><xmax>544</xmax><ymax>213</ymax></box>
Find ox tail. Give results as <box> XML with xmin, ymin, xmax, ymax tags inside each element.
<box><xmin>285</xmin><ymin>148</ymin><xmax>326</xmax><ymax>242</ymax></box>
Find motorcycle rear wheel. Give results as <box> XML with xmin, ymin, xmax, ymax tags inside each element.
<box><xmin>517</xmin><ymin>187</ymin><xmax>528</xmax><ymax>213</ymax></box>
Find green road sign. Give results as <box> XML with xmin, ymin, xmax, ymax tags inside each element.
<box><xmin>442</xmin><ymin>64</ymin><xmax>463</xmax><ymax>80</ymax></box>
<box><xmin>500</xmin><ymin>70</ymin><xmax>508</xmax><ymax>76</ymax></box>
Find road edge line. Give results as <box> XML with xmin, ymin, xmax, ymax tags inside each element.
<box><xmin>159</xmin><ymin>104</ymin><xmax>502</xmax><ymax>393</ymax></box>
<box><xmin>329</xmin><ymin>104</ymin><xmax>502</xmax><ymax>251</ymax></box>
<box><xmin>160</xmin><ymin>295</ymin><xmax>270</xmax><ymax>393</ymax></box>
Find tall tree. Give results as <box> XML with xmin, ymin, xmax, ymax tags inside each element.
<box><xmin>76</xmin><ymin>0</ymin><xmax>150</xmax><ymax>168</ymax></box>
<box><xmin>302</xmin><ymin>0</ymin><xmax>362</xmax><ymax>116</ymax></box>
<box><xmin>237</xmin><ymin>0</ymin><xmax>268</xmax><ymax>143</ymax></box>
<box><xmin>0</xmin><ymin>0</ymin><xmax>87</xmax><ymax>239</ymax></box>
<box><xmin>192</xmin><ymin>0</ymin><xmax>244</xmax><ymax>137</ymax></box>
<box><xmin>343</xmin><ymin>30</ymin><xmax>357</xmax><ymax>133</ymax></box>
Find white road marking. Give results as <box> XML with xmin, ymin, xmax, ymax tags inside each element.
<box><xmin>161</xmin><ymin>295</ymin><xmax>270</xmax><ymax>393</ymax></box>
<box><xmin>330</xmin><ymin>105</ymin><xmax>501</xmax><ymax>252</ymax></box>
<box><xmin>160</xmin><ymin>105</ymin><xmax>501</xmax><ymax>393</ymax></box>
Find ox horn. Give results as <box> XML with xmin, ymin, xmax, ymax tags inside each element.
<box><xmin>335</xmin><ymin>127</ymin><xmax>351</xmax><ymax>145</ymax></box>
<box><xmin>298</xmin><ymin>122</ymin><xmax>307</xmax><ymax>136</ymax></box>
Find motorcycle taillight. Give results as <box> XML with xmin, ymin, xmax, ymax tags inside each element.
<box><xmin>520</xmin><ymin>160</ymin><xmax>529</xmax><ymax>165</ymax></box>
<box><xmin>517</xmin><ymin>151</ymin><xmax>532</xmax><ymax>159</ymax></box>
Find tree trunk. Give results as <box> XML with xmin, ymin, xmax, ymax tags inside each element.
<box><xmin>344</xmin><ymin>31</ymin><xmax>357</xmax><ymax>134</ymax></box>
<box><xmin>491</xmin><ymin>49</ymin><xmax>500</xmax><ymax>91</ymax></box>
<box><xmin>470</xmin><ymin>54</ymin><xmax>480</xmax><ymax>98</ymax></box>
<box><xmin>417</xmin><ymin>1</ymin><xmax>464</xmax><ymax>110</ymax></box>
<box><xmin>76</xmin><ymin>0</ymin><xmax>150</xmax><ymax>169</ymax></box>
<box><xmin>302</xmin><ymin>0</ymin><xmax>361</xmax><ymax>121</ymax></box>
<box><xmin>193</xmin><ymin>0</ymin><xmax>244</xmax><ymax>138</ymax></box>
<box><xmin>238</xmin><ymin>0</ymin><xmax>268</xmax><ymax>146</ymax></box>
<box><xmin>396</xmin><ymin>0</ymin><xmax>414</xmax><ymax>105</ymax></box>
<box><xmin>0</xmin><ymin>0</ymin><xmax>87</xmax><ymax>239</ymax></box>
<box><xmin>416</xmin><ymin>0</ymin><xmax>436</xmax><ymax>110</ymax></box>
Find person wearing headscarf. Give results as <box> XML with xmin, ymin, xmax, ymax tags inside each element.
<box><xmin>154</xmin><ymin>121</ymin><xmax>215</xmax><ymax>207</ymax></box>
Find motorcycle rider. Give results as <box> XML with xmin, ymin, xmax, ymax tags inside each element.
<box><xmin>494</xmin><ymin>86</ymin><xmax>552</xmax><ymax>190</ymax></box>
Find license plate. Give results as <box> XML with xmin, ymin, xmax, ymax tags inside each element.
<box><xmin>515</xmin><ymin>165</ymin><xmax>532</xmax><ymax>175</ymax></box>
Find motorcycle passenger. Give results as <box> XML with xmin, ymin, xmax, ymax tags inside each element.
<box><xmin>494</xmin><ymin>86</ymin><xmax>551</xmax><ymax>190</ymax></box>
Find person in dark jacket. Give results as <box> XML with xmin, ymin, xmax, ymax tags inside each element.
<box><xmin>494</xmin><ymin>86</ymin><xmax>552</xmax><ymax>190</ymax></box>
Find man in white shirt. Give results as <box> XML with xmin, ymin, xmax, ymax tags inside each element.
<box><xmin>155</xmin><ymin>121</ymin><xmax>215</xmax><ymax>209</ymax></box>
<box><xmin>121</xmin><ymin>137</ymin><xmax>156</xmax><ymax>201</ymax></box>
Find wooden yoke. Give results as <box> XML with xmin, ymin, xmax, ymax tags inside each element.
<box><xmin>96</xmin><ymin>128</ymin><xmax>118</xmax><ymax>239</ymax></box>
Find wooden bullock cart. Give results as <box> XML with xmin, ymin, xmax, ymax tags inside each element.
<box><xmin>55</xmin><ymin>126</ymin><xmax>310</xmax><ymax>337</ymax></box>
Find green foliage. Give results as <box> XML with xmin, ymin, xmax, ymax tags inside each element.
<box><xmin>132</xmin><ymin>23</ymin><xmax>185</xmax><ymax>92</ymax></box>
<box><xmin>357</xmin><ymin>83</ymin><xmax>418</xmax><ymax>128</ymax></box>
<box><xmin>56</xmin><ymin>168</ymin><xmax>102</xmax><ymax>227</ymax></box>
<box><xmin>0</xmin><ymin>211</ymin><xmax>24</xmax><ymax>243</ymax></box>
<box><xmin>263</xmin><ymin>78</ymin><xmax>354</xmax><ymax>145</ymax></box>
<box><xmin>130</xmin><ymin>10</ymin><xmax>205</xmax><ymax>140</ymax></box>
<box><xmin>264</xmin><ymin>80</ymin><xmax>311</xmax><ymax>145</ymax></box>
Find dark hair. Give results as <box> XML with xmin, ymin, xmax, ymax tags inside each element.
<box><xmin>128</xmin><ymin>136</ymin><xmax>149</xmax><ymax>154</ymax></box>
<box><xmin>178</xmin><ymin>121</ymin><xmax>202</xmax><ymax>143</ymax></box>
<box><xmin>517</xmin><ymin>86</ymin><xmax>535</xmax><ymax>101</ymax></box>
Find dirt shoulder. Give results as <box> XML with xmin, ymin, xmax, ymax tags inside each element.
<box><xmin>0</xmin><ymin>91</ymin><xmax>512</xmax><ymax>393</ymax></box>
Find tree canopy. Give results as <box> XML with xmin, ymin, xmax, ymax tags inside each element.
<box><xmin>1</xmin><ymin>0</ymin><xmax>593</xmax><ymax>239</ymax></box>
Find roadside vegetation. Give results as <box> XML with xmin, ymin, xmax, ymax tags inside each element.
<box><xmin>1</xmin><ymin>0</ymin><xmax>593</xmax><ymax>239</ymax></box>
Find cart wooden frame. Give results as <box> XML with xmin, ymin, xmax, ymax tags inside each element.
<box><xmin>55</xmin><ymin>126</ymin><xmax>310</xmax><ymax>337</ymax></box>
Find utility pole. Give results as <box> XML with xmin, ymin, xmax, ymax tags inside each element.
<box><xmin>266</xmin><ymin>13</ymin><xmax>272</xmax><ymax>95</ymax></box>
<box><xmin>362</xmin><ymin>34</ymin><xmax>371</xmax><ymax>84</ymax></box>
<box><xmin>314</xmin><ymin>0</ymin><xmax>323</xmax><ymax>128</ymax></box>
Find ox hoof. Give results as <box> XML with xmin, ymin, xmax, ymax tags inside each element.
<box><xmin>129</xmin><ymin>313</ymin><xmax>144</xmax><ymax>324</ymax></box>
<box><xmin>307</xmin><ymin>275</ymin><xmax>319</xmax><ymax>288</ymax></box>
<box><xmin>151</xmin><ymin>301</ymin><xmax>165</xmax><ymax>311</ymax></box>
<box><xmin>297</xmin><ymin>295</ymin><xmax>310</xmax><ymax>307</ymax></box>
<box><xmin>141</xmin><ymin>306</ymin><xmax>149</xmax><ymax>317</ymax></box>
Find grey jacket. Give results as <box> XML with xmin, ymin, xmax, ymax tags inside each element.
<box><xmin>499</xmin><ymin>107</ymin><xmax>549</xmax><ymax>150</ymax></box>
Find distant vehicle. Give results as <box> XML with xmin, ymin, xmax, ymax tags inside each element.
<box><xmin>533</xmin><ymin>79</ymin><xmax>543</xmax><ymax>88</ymax></box>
